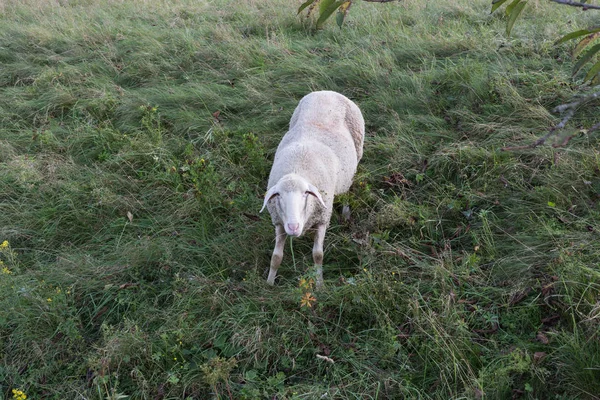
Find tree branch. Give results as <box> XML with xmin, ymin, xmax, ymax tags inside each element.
<box><xmin>549</xmin><ymin>0</ymin><xmax>600</xmax><ymax>10</ymax></box>
<box><xmin>502</xmin><ymin>88</ymin><xmax>600</xmax><ymax>151</ymax></box>
<box><xmin>589</xmin><ymin>121</ymin><xmax>600</xmax><ymax>133</ymax></box>
<box><xmin>552</xmin><ymin>89</ymin><xmax>600</xmax><ymax>116</ymax></box>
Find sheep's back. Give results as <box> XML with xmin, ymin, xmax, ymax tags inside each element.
<box><xmin>267</xmin><ymin>91</ymin><xmax>364</xmax><ymax>197</ymax></box>
<box><xmin>289</xmin><ymin>91</ymin><xmax>364</xmax><ymax>162</ymax></box>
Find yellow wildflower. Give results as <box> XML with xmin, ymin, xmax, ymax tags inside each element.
<box><xmin>47</xmin><ymin>298</ymin><xmax>52</xmax><ymax>303</ymax></box>
<box><xmin>300</xmin><ymin>292</ymin><xmax>316</xmax><ymax>308</ymax></box>
<box><xmin>12</xmin><ymin>388</ymin><xmax>27</xmax><ymax>400</ymax></box>
<box><xmin>0</xmin><ymin>240</ymin><xmax>8</xmax><ymax>249</ymax></box>
<box><xmin>299</xmin><ymin>278</ymin><xmax>314</xmax><ymax>290</ymax></box>
<box><xmin>2</xmin><ymin>266</ymin><xmax>11</xmax><ymax>275</ymax></box>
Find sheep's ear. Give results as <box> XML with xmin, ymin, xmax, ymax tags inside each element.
<box><xmin>306</xmin><ymin>184</ymin><xmax>326</xmax><ymax>208</ymax></box>
<box><xmin>260</xmin><ymin>186</ymin><xmax>279</xmax><ymax>213</ymax></box>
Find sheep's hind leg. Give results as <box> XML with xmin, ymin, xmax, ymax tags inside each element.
<box><xmin>313</xmin><ymin>224</ymin><xmax>326</xmax><ymax>289</ymax></box>
<box><xmin>342</xmin><ymin>205</ymin><xmax>351</xmax><ymax>223</ymax></box>
<box><xmin>267</xmin><ymin>225</ymin><xmax>286</xmax><ymax>285</ymax></box>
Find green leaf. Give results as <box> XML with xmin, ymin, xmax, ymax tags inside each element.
<box><xmin>316</xmin><ymin>0</ymin><xmax>345</xmax><ymax>29</ymax></box>
<box><xmin>336</xmin><ymin>10</ymin><xmax>345</xmax><ymax>27</ymax></box>
<box><xmin>584</xmin><ymin>59</ymin><xmax>600</xmax><ymax>82</ymax></box>
<box><xmin>297</xmin><ymin>0</ymin><xmax>316</xmax><ymax>15</ymax></box>
<box><xmin>572</xmin><ymin>43</ymin><xmax>600</xmax><ymax>77</ymax></box>
<box><xmin>525</xmin><ymin>383</ymin><xmax>533</xmax><ymax>392</ymax></box>
<box><xmin>244</xmin><ymin>369</ymin><xmax>259</xmax><ymax>381</ymax></box>
<box><xmin>336</xmin><ymin>1</ymin><xmax>351</xmax><ymax>28</ymax></box>
<box><xmin>506</xmin><ymin>1</ymin><xmax>526</xmax><ymax>37</ymax></box>
<box><xmin>505</xmin><ymin>0</ymin><xmax>521</xmax><ymax>16</ymax></box>
<box><xmin>555</xmin><ymin>27</ymin><xmax>600</xmax><ymax>45</ymax></box>
<box><xmin>573</xmin><ymin>32</ymin><xmax>600</xmax><ymax>59</ymax></box>
<box><xmin>491</xmin><ymin>0</ymin><xmax>511</xmax><ymax>13</ymax></box>
<box><xmin>547</xmin><ymin>201</ymin><xmax>556</xmax><ymax>208</ymax></box>
<box><xmin>319</xmin><ymin>0</ymin><xmax>335</xmax><ymax>14</ymax></box>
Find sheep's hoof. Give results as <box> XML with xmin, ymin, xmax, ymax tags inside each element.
<box><xmin>342</xmin><ymin>205</ymin><xmax>351</xmax><ymax>223</ymax></box>
<box><xmin>315</xmin><ymin>266</ymin><xmax>324</xmax><ymax>290</ymax></box>
<box><xmin>266</xmin><ymin>269</ymin><xmax>277</xmax><ymax>285</ymax></box>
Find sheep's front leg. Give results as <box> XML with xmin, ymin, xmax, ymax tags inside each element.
<box><xmin>267</xmin><ymin>225</ymin><xmax>286</xmax><ymax>285</ymax></box>
<box><xmin>313</xmin><ymin>224</ymin><xmax>327</xmax><ymax>289</ymax></box>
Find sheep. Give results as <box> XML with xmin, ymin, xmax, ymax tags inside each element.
<box><xmin>260</xmin><ymin>90</ymin><xmax>365</xmax><ymax>288</ymax></box>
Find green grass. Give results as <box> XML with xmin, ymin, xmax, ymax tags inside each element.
<box><xmin>1</xmin><ymin>0</ymin><xmax>600</xmax><ymax>398</ymax></box>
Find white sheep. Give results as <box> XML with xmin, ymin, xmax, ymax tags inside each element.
<box><xmin>260</xmin><ymin>90</ymin><xmax>365</xmax><ymax>288</ymax></box>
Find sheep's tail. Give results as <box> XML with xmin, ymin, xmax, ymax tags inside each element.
<box><xmin>344</xmin><ymin>100</ymin><xmax>365</xmax><ymax>162</ymax></box>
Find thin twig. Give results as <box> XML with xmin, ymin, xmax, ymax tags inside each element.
<box><xmin>501</xmin><ymin>135</ymin><xmax>550</xmax><ymax>151</ymax></box>
<box><xmin>549</xmin><ymin>0</ymin><xmax>600</xmax><ymax>10</ymax></box>
<box><xmin>552</xmin><ymin>132</ymin><xmax>578</xmax><ymax>147</ymax></box>
<box><xmin>502</xmin><ymin>88</ymin><xmax>600</xmax><ymax>150</ymax></box>
<box><xmin>552</xmin><ymin>90</ymin><xmax>600</xmax><ymax>114</ymax></box>
<box><xmin>589</xmin><ymin>121</ymin><xmax>600</xmax><ymax>133</ymax></box>
<box><xmin>501</xmin><ymin>127</ymin><xmax>558</xmax><ymax>151</ymax></box>
<box><xmin>552</xmin><ymin>105</ymin><xmax>577</xmax><ymax>131</ymax></box>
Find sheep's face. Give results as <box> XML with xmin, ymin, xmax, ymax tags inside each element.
<box><xmin>260</xmin><ymin>175</ymin><xmax>325</xmax><ymax>237</ymax></box>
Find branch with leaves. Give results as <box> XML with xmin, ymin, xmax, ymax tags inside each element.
<box><xmin>493</xmin><ymin>0</ymin><xmax>600</xmax><ymax>84</ymax></box>
<box><xmin>298</xmin><ymin>0</ymin><xmax>349</xmax><ymax>29</ymax></box>
<box><xmin>298</xmin><ymin>0</ymin><xmax>600</xmax><ymax>147</ymax></box>
<box><xmin>492</xmin><ymin>0</ymin><xmax>600</xmax><ymax>148</ymax></box>
<box><xmin>298</xmin><ymin>0</ymin><xmax>397</xmax><ymax>29</ymax></box>
<box><xmin>300</xmin><ymin>0</ymin><xmax>600</xmax><ymax>85</ymax></box>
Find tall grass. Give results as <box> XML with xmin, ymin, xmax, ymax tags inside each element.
<box><xmin>1</xmin><ymin>0</ymin><xmax>599</xmax><ymax>398</ymax></box>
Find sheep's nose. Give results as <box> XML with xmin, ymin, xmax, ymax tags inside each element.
<box><xmin>287</xmin><ymin>223</ymin><xmax>299</xmax><ymax>233</ymax></box>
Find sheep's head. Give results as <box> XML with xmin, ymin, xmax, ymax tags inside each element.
<box><xmin>260</xmin><ymin>174</ymin><xmax>326</xmax><ymax>237</ymax></box>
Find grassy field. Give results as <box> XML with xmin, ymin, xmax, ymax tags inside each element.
<box><xmin>1</xmin><ymin>0</ymin><xmax>600</xmax><ymax>398</ymax></box>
